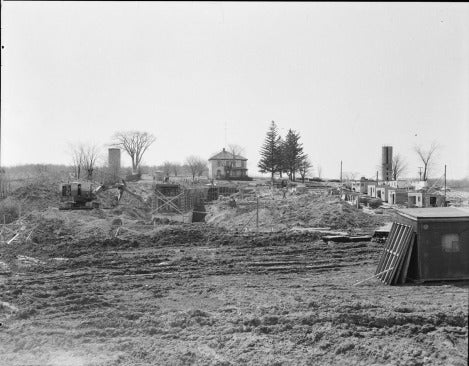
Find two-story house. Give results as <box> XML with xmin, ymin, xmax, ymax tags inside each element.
<box><xmin>208</xmin><ymin>148</ymin><xmax>248</xmax><ymax>180</ymax></box>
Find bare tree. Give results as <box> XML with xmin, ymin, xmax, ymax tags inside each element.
<box><xmin>162</xmin><ymin>161</ymin><xmax>172</xmax><ymax>177</ymax></box>
<box><xmin>68</xmin><ymin>143</ymin><xmax>101</xmax><ymax>180</ymax></box>
<box><xmin>414</xmin><ymin>142</ymin><xmax>439</xmax><ymax>181</ymax></box>
<box><xmin>298</xmin><ymin>157</ymin><xmax>312</xmax><ymax>183</ymax></box>
<box><xmin>69</xmin><ymin>143</ymin><xmax>85</xmax><ymax>179</ymax></box>
<box><xmin>112</xmin><ymin>131</ymin><xmax>156</xmax><ymax>174</ymax></box>
<box><xmin>185</xmin><ymin>156</ymin><xmax>207</xmax><ymax>181</ymax></box>
<box><xmin>82</xmin><ymin>144</ymin><xmax>100</xmax><ymax>180</ymax></box>
<box><xmin>342</xmin><ymin>171</ymin><xmax>359</xmax><ymax>182</ymax></box>
<box><xmin>171</xmin><ymin>162</ymin><xmax>182</xmax><ymax>177</ymax></box>
<box><xmin>392</xmin><ymin>154</ymin><xmax>408</xmax><ymax>180</ymax></box>
<box><xmin>317</xmin><ymin>165</ymin><xmax>323</xmax><ymax>179</ymax></box>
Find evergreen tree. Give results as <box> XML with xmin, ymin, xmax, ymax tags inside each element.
<box><xmin>258</xmin><ymin>121</ymin><xmax>282</xmax><ymax>181</ymax></box>
<box><xmin>283</xmin><ymin>129</ymin><xmax>305</xmax><ymax>181</ymax></box>
<box><xmin>277</xmin><ymin>136</ymin><xmax>287</xmax><ymax>179</ymax></box>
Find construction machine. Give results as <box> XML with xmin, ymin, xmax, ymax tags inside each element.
<box><xmin>59</xmin><ymin>180</ymin><xmax>129</xmax><ymax>210</ymax></box>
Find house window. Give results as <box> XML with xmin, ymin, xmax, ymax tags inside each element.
<box><xmin>442</xmin><ymin>234</ymin><xmax>460</xmax><ymax>252</ymax></box>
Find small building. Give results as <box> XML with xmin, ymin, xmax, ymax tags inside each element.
<box><xmin>408</xmin><ymin>191</ymin><xmax>445</xmax><ymax>208</ymax></box>
<box><xmin>342</xmin><ymin>190</ymin><xmax>360</xmax><ymax>207</ymax></box>
<box><xmin>351</xmin><ymin>178</ymin><xmax>373</xmax><ymax>194</ymax></box>
<box><xmin>367</xmin><ymin>184</ymin><xmax>377</xmax><ymax>198</ymax></box>
<box><xmin>396</xmin><ymin>207</ymin><xmax>469</xmax><ymax>282</ymax></box>
<box><xmin>388</xmin><ymin>180</ymin><xmax>412</xmax><ymax>189</ymax></box>
<box><xmin>387</xmin><ymin>188</ymin><xmax>408</xmax><ymax>205</ymax></box>
<box><xmin>376</xmin><ymin>186</ymin><xmax>387</xmax><ymax>202</ymax></box>
<box><xmin>208</xmin><ymin>148</ymin><xmax>248</xmax><ymax>180</ymax></box>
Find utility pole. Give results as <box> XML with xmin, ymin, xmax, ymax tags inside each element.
<box><xmin>418</xmin><ymin>167</ymin><xmax>423</xmax><ymax>181</ymax></box>
<box><xmin>340</xmin><ymin>161</ymin><xmax>342</xmax><ymax>182</ymax></box>
<box><xmin>256</xmin><ymin>195</ymin><xmax>259</xmax><ymax>232</ymax></box>
<box><xmin>224</xmin><ymin>122</ymin><xmax>227</xmax><ymax>148</ymax></box>
<box><xmin>444</xmin><ymin>164</ymin><xmax>447</xmax><ymax>206</ymax></box>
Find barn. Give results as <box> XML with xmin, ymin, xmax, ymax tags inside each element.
<box><xmin>396</xmin><ymin>207</ymin><xmax>469</xmax><ymax>282</ymax></box>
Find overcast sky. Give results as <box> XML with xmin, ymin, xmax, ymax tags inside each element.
<box><xmin>2</xmin><ymin>2</ymin><xmax>469</xmax><ymax>179</ymax></box>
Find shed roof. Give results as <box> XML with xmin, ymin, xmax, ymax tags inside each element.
<box><xmin>397</xmin><ymin>207</ymin><xmax>469</xmax><ymax>220</ymax></box>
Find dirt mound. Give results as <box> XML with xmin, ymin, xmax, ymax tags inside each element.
<box><xmin>206</xmin><ymin>193</ymin><xmax>385</xmax><ymax>232</ymax></box>
<box><xmin>8</xmin><ymin>179</ymin><xmax>60</xmax><ymax>211</ymax></box>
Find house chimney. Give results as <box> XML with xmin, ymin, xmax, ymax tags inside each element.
<box><xmin>222</xmin><ymin>148</ymin><xmax>225</xmax><ymax>152</ymax></box>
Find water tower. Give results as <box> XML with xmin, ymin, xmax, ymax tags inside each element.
<box><xmin>381</xmin><ymin>146</ymin><xmax>393</xmax><ymax>181</ymax></box>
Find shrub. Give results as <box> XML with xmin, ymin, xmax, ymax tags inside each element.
<box><xmin>0</xmin><ymin>199</ymin><xmax>20</xmax><ymax>224</ymax></box>
<box><xmin>368</xmin><ymin>198</ymin><xmax>383</xmax><ymax>209</ymax></box>
<box><xmin>359</xmin><ymin>196</ymin><xmax>382</xmax><ymax>209</ymax></box>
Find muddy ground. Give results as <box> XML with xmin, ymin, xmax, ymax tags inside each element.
<box><xmin>0</xmin><ymin>224</ymin><xmax>467</xmax><ymax>366</ymax></box>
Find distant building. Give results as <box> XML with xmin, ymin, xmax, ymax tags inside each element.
<box><xmin>376</xmin><ymin>186</ymin><xmax>387</xmax><ymax>202</ymax></box>
<box><xmin>367</xmin><ymin>184</ymin><xmax>377</xmax><ymax>198</ymax></box>
<box><xmin>387</xmin><ymin>188</ymin><xmax>408</xmax><ymax>205</ymax></box>
<box><xmin>208</xmin><ymin>148</ymin><xmax>248</xmax><ymax>180</ymax></box>
<box><xmin>387</xmin><ymin>180</ymin><xmax>413</xmax><ymax>189</ymax></box>
<box><xmin>408</xmin><ymin>191</ymin><xmax>445</xmax><ymax>208</ymax></box>
<box><xmin>351</xmin><ymin>177</ymin><xmax>374</xmax><ymax>194</ymax></box>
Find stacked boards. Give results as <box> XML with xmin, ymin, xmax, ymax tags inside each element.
<box><xmin>375</xmin><ymin>223</ymin><xmax>415</xmax><ymax>285</ymax></box>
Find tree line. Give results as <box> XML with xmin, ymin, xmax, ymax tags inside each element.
<box><xmin>69</xmin><ymin>131</ymin><xmax>208</xmax><ymax>182</ymax></box>
<box><xmin>258</xmin><ymin>121</ymin><xmax>312</xmax><ymax>182</ymax></box>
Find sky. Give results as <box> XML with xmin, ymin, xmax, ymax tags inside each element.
<box><xmin>2</xmin><ymin>2</ymin><xmax>469</xmax><ymax>180</ymax></box>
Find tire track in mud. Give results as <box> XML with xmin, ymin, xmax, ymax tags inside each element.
<box><xmin>1</xmin><ymin>226</ymin><xmax>467</xmax><ymax>366</ymax></box>
<box><xmin>1</xmin><ymin>227</ymin><xmax>380</xmax><ymax>319</ymax></box>
<box><xmin>7</xmin><ymin>233</ymin><xmax>379</xmax><ymax>283</ymax></box>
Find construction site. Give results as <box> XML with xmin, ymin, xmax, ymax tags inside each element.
<box><xmin>0</xmin><ymin>144</ymin><xmax>468</xmax><ymax>366</ymax></box>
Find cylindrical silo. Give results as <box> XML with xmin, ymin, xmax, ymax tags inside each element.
<box><xmin>108</xmin><ymin>148</ymin><xmax>121</xmax><ymax>183</ymax></box>
<box><xmin>381</xmin><ymin>146</ymin><xmax>393</xmax><ymax>181</ymax></box>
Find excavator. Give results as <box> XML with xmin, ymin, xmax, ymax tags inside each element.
<box><xmin>59</xmin><ymin>180</ymin><xmax>147</xmax><ymax>210</ymax></box>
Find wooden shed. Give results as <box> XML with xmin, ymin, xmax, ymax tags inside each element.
<box><xmin>396</xmin><ymin>207</ymin><xmax>469</xmax><ymax>282</ymax></box>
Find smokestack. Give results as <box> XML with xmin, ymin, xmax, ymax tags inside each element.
<box><xmin>381</xmin><ymin>146</ymin><xmax>393</xmax><ymax>181</ymax></box>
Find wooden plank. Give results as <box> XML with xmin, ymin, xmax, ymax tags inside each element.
<box><xmin>375</xmin><ymin>223</ymin><xmax>397</xmax><ymax>274</ymax></box>
<box><xmin>379</xmin><ymin>225</ymin><xmax>404</xmax><ymax>283</ymax></box>
<box><xmin>387</xmin><ymin>226</ymin><xmax>413</xmax><ymax>284</ymax></box>
<box><xmin>397</xmin><ymin>233</ymin><xmax>415</xmax><ymax>284</ymax></box>
<box><xmin>154</xmin><ymin>191</ymin><xmax>184</xmax><ymax>213</ymax></box>
<box><xmin>379</xmin><ymin>224</ymin><xmax>405</xmax><ymax>282</ymax></box>
<box><xmin>383</xmin><ymin>225</ymin><xmax>407</xmax><ymax>284</ymax></box>
<box><xmin>391</xmin><ymin>228</ymin><xmax>414</xmax><ymax>284</ymax></box>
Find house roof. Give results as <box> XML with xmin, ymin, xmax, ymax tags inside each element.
<box><xmin>397</xmin><ymin>207</ymin><xmax>469</xmax><ymax>220</ymax></box>
<box><xmin>208</xmin><ymin>148</ymin><xmax>247</xmax><ymax>161</ymax></box>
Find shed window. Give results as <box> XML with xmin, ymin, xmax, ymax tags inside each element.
<box><xmin>441</xmin><ymin>234</ymin><xmax>460</xmax><ymax>253</ymax></box>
